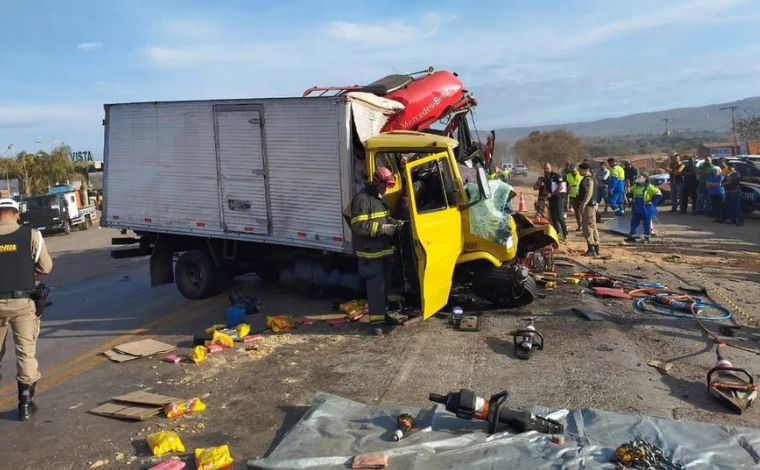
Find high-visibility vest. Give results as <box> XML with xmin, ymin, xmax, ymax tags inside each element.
<box><xmin>566</xmin><ymin>171</ymin><xmax>582</xmax><ymax>197</ymax></box>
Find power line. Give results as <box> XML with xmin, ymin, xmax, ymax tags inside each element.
<box><xmin>661</xmin><ymin>118</ymin><xmax>673</xmax><ymax>154</ymax></box>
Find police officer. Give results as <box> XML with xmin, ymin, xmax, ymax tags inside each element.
<box><xmin>349</xmin><ymin>168</ymin><xmax>400</xmax><ymax>335</ymax></box>
<box><xmin>0</xmin><ymin>198</ymin><xmax>53</xmax><ymax>421</ymax></box>
<box><xmin>576</xmin><ymin>163</ymin><xmax>600</xmax><ymax>256</ymax></box>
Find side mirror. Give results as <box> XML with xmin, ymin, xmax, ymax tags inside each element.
<box><xmin>476</xmin><ymin>167</ymin><xmax>492</xmax><ymax>200</ymax></box>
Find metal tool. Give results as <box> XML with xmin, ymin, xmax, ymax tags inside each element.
<box><xmin>707</xmin><ymin>345</ymin><xmax>757</xmax><ymax>414</ymax></box>
<box><xmin>512</xmin><ymin>317</ymin><xmax>543</xmax><ymax>360</ymax></box>
<box><xmin>428</xmin><ymin>389</ymin><xmax>563</xmax><ymax>435</ymax></box>
<box><xmin>392</xmin><ymin>413</ymin><xmax>414</xmax><ymax>441</ymax></box>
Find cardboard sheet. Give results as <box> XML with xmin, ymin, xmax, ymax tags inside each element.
<box><xmin>89</xmin><ymin>402</ymin><xmax>163</xmax><ymax>421</ymax></box>
<box><xmin>113</xmin><ymin>339</ymin><xmax>175</xmax><ymax>357</ymax></box>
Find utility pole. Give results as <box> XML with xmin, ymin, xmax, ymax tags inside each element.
<box><xmin>661</xmin><ymin>118</ymin><xmax>673</xmax><ymax>155</ymax></box>
<box><xmin>3</xmin><ymin>144</ymin><xmax>13</xmax><ymax>193</ymax></box>
<box><xmin>720</xmin><ymin>105</ymin><xmax>739</xmax><ymax>155</ymax></box>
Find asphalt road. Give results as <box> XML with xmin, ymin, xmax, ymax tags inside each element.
<box><xmin>0</xmin><ymin>212</ymin><xmax>759</xmax><ymax>469</ymax></box>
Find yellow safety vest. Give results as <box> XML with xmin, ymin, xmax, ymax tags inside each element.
<box><xmin>566</xmin><ymin>172</ymin><xmax>582</xmax><ymax>198</ymax></box>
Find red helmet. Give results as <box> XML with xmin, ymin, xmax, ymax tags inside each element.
<box><xmin>373</xmin><ymin>167</ymin><xmax>396</xmax><ymax>188</ymax></box>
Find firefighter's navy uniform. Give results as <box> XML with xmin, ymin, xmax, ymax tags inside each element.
<box><xmin>0</xmin><ymin>214</ymin><xmax>53</xmax><ymax>420</ymax></box>
<box><xmin>350</xmin><ymin>183</ymin><xmax>395</xmax><ymax>324</ymax></box>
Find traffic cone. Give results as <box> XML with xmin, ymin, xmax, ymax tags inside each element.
<box><xmin>518</xmin><ymin>192</ymin><xmax>526</xmax><ymax>212</ymax></box>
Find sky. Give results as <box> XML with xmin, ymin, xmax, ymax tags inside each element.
<box><xmin>1</xmin><ymin>0</ymin><xmax>759</xmax><ymax>158</ymax></box>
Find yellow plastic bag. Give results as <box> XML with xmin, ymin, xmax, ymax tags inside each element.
<box><xmin>194</xmin><ymin>445</ymin><xmax>234</xmax><ymax>470</ymax></box>
<box><xmin>165</xmin><ymin>397</ymin><xmax>207</xmax><ymax>418</ymax></box>
<box><xmin>212</xmin><ymin>330</ymin><xmax>235</xmax><ymax>348</ymax></box>
<box><xmin>236</xmin><ymin>323</ymin><xmax>251</xmax><ymax>339</ymax></box>
<box><xmin>204</xmin><ymin>323</ymin><xmax>226</xmax><ymax>335</ymax></box>
<box><xmin>189</xmin><ymin>345</ymin><xmax>207</xmax><ymax>364</ymax></box>
<box><xmin>266</xmin><ymin>315</ymin><xmax>294</xmax><ymax>333</ymax></box>
<box><xmin>147</xmin><ymin>431</ymin><xmax>185</xmax><ymax>456</ymax></box>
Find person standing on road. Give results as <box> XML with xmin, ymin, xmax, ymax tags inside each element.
<box><xmin>533</xmin><ymin>172</ymin><xmax>550</xmax><ymax>221</ymax></box>
<box><xmin>695</xmin><ymin>156</ymin><xmax>716</xmax><ymax>215</ymax></box>
<box><xmin>565</xmin><ymin>164</ymin><xmax>583</xmax><ymax>231</ymax></box>
<box><xmin>668</xmin><ymin>153</ymin><xmax>685</xmax><ymax>212</ymax></box>
<box><xmin>626</xmin><ymin>175</ymin><xmax>663</xmax><ymax>244</ymax></box>
<box><xmin>724</xmin><ymin>166</ymin><xmax>744</xmax><ymax>226</ymax></box>
<box><xmin>680</xmin><ymin>157</ymin><xmax>698</xmax><ymax>214</ymax></box>
<box><xmin>595</xmin><ymin>161</ymin><xmax>610</xmax><ymax>209</ymax></box>
<box><xmin>544</xmin><ymin>162</ymin><xmax>568</xmax><ymax>241</ymax></box>
<box><xmin>607</xmin><ymin>158</ymin><xmax>626</xmax><ymax>216</ymax></box>
<box><xmin>623</xmin><ymin>161</ymin><xmax>639</xmax><ymax>208</ymax></box>
<box><xmin>706</xmin><ymin>166</ymin><xmax>726</xmax><ymax>223</ymax></box>
<box><xmin>349</xmin><ymin>167</ymin><xmax>400</xmax><ymax>335</ymax></box>
<box><xmin>577</xmin><ymin>163</ymin><xmax>600</xmax><ymax>256</ymax></box>
<box><xmin>0</xmin><ymin>198</ymin><xmax>53</xmax><ymax>421</ymax></box>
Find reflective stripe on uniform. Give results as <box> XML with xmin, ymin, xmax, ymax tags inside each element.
<box><xmin>370</xmin><ymin>221</ymin><xmax>380</xmax><ymax>237</ymax></box>
<box><xmin>368</xmin><ymin>314</ymin><xmax>386</xmax><ymax>323</ymax></box>
<box><xmin>355</xmin><ymin>247</ymin><xmax>395</xmax><ymax>259</ymax></box>
<box><xmin>350</xmin><ymin>211</ymin><xmax>390</xmax><ymax>224</ymax></box>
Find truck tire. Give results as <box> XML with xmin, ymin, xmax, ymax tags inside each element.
<box><xmin>175</xmin><ymin>250</ymin><xmax>229</xmax><ymax>300</ymax></box>
<box><xmin>474</xmin><ymin>265</ymin><xmax>538</xmax><ymax>308</ymax></box>
<box><xmin>79</xmin><ymin>219</ymin><xmax>90</xmax><ymax>231</ymax></box>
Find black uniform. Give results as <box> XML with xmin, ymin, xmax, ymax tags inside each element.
<box><xmin>350</xmin><ymin>184</ymin><xmax>394</xmax><ymax>323</ymax></box>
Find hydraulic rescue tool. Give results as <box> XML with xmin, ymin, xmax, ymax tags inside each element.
<box><xmin>512</xmin><ymin>317</ymin><xmax>544</xmax><ymax>360</ymax></box>
<box><xmin>428</xmin><ymin>389</ymin><xmax>564</xmax><ymax>435</ymax></box>
<box><xmin>707</xmin><ymin>344</ymin><xmax>757</xmax><ymax>414</ymax></box>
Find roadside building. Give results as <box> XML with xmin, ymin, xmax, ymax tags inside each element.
<box><xmin>698</xmin><ymin>142</ymin><xmax>739</xmax><ymax>158</ymax></box>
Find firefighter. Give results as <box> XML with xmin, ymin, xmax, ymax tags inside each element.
<box><xmin>350</xmin><ymin>168</ymin><xmax>401</xmax><ymax>334</ymax></box>
<box><xmin>0</xmin><ymin>198</ymin><xmax>53</xmax><ymax>421</ymax></box>
<box><xmin>626</xmin><ymin>175</ymin><xmax>663</xmax><ymax>244</ymax></box>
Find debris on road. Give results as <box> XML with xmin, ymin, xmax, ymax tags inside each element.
<box><xmin>707</xmin><ymin>345</ymin><xmax>757</xmax><ymax>414</ymax></box>
<box><xmin>90</xmin><ymin>390</ymin><xmax>178</xmax><ymax>421</ymax></box>
<box><xmin>194</xmin><ymin>444</ymin><xmax>234</xmax><ymax>470</ymax></box>
<box><xmin>393</xmin><ymin>414</ymin><xmax>415</xmax><ymax>441</ymax></box>
<box><xmin>148</xmin><ymin>457</ymin><xmax>186</xmax><ymax>470</ymax></box>
<box><xmin>88</xmin><ymin>459</ymin><xmax>109</xmax><ymax>469</ymax></box>
<box><xmin>614</xmin><ymin>439</ymin><xmax>684</xmax><ymax>470</ymax></box>
<box><xmin>103</xmin><ymin>339</ymin><xmax>176</xmax><ymax>362</ymax></box>
<box><xmin>571</xmin><ymin>307</ymin><xmax>605</xmax><ymax>321</ymax></box>
<box><xmin>165</xmin><ymin>397</ymin><xmax>207</xmax><ymax>418</ymax></box>
<box><xmin>647</xmin><ymin>360</ymin><xmax>674</xmax><ymax>373</ymax></box>
<box><xmin>266</xmin><ymin>315</ymin><xmax>295</xmax><ymax>333</ymax></box>
<box><xmin>352</xmin><ymin>453</ymin><xmax>389</xmax><ymax>469</ymax></box>
<box><xmin>147</xmin><ymin>430</ymin><xmax>186</xmax><ymax>457</ymax></box>
<box><xmin>190</xmin><ymin>345</ymin><xmax>208</xmax><ymax>364</ymax></box>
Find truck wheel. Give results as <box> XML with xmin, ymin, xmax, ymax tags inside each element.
<box><xmin>175</xmin><ymin>250</ymin><xmax>229</xmax><ymax>299</ymax></box>
<box><xmin>62</xmin><ymin>221</ymin><xmax>71</xmax><ymax>235</ymax></box>
<box><xmin>79</xmin><ymin>219</ymin><xmax>89</xmax><ymax>231</ymax></box>
<box><xmin>475</xmin><ymin>265</ymin><xmax>538</xmax><ymax>308</ymax></box>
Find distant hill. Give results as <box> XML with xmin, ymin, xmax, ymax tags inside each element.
<box><xmin>494</xmin><ymin>96</ymin><xmax>760</xmax><ymax>142</ymax></box>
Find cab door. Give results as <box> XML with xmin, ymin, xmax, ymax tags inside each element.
<box><xmin>404</xmin><ymin>153</ymin><xmax>463</xmax><ymax>319</ymax></box>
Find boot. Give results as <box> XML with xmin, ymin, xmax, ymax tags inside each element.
<box><xmin>581</xmin><ymin>244</ymin><xmax>595</xmax><ymax>257</ymax></box>
<box><xmin>643</xmin><ymin>236</ymin><xmax>651</xmax><ymax>245</ymax></box>
<box><xmin>593</xmin><ymin>245</ymin><xmax>600</xmax><ymax>256</ymax></box>
<box><xmin>18</xmin><ymin>382</ymin><xmax>37</xmax><ymax>421</ymax></box>
<box><xmin>625</xmin><ymin>234</ymin><xmax>637</xmax><ymax>242</ymax></box>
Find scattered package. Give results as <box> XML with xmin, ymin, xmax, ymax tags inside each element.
<box><xmin>352</xmin><ymin>453</ymin><xmax>389</xmax><ymax>469</ymax></box>
<box><xmin>614</xmin><ymin>439</ymin><xmax>684</xmax><ymax>469</ymax></box>
<box><xmin>148</xmin><ymin>458</ymin><xmax>186</xmax><ymax>470</ymax></box>
<box><xmin>165</xmin><ymin>397</ymin><xmax>206</xmax><ymax>418</ymax></box>
<box><xmin>189</xmin><ymin>345</ymin><xmax>207</xmax><ymax>364</ymax></box>
<box><xmin>195</xmin><ymin>445</ymin><xmax>234</xmax><ymax>470</ymax></box>
<box><xmin>147</xmin><ymin>431</ymin><xmax>185</xmax><ymax>457</ymax></box>
<box><xmin>212</xmin><ymin>330</ymin><xmax>235</xmax><ymax>348</ymax></box>
<box><xmin>267</xmin><ymin>315</ymin><xmax>295</xmax><ymax>333</ymax></box>
<box><xmin>103</xmin><ymin>339</ymin><xmax>176</xmax><ymax>363</ymax></box>
<box><xmin>163</xmin><ymin>354</ymin><xmax>183</xmax><ymax>364</ymax></box>
<box><xmin>340</xmin><ymin>300</ymin><xmax>368</xmax><ymax>317</ymax></box>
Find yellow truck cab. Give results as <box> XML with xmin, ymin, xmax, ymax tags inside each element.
<box><xmin>363</xmin><ymin>131</ymin><xmax>558</xmax><ymax>319</ymax></box>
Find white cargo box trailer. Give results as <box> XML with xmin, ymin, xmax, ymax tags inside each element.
<box><xmin>103</xmin><ymin>96</ymin><xmax>379</xmax><ymax>253</ymax></box>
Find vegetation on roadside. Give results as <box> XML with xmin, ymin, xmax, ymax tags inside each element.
<box><xmin>0</xmin><ymin>146</ymin><xmax>98</xmax><ymax>196</ymax></box>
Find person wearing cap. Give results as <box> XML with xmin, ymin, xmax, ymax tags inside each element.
<box><xmin>577</xmin><ymin>163</ymin><xmax>600</xmax><ymax>256</ymax></box>
<box><xmin>0</xmin><ymin>198</ymin><xmax>53</xmax><ymax>421</ymax></box>
<box><xmin>668</xmin><ymin>153</ymin><xmax>684</xmax><ymax>213</ymax></box>
<box><xmin>349</xmin><ymin>167</ymin><xmax>401</xmax><ymax>333</ymax></box>
<box><xmin>565</xmin><ymin>164</ymin><xmax>583</xmax><ymax>231</ymax></box>
<box><xmin>625</xmin><ymin>174</ymin><xmax>663</xmax><ymax>244</ymax></box>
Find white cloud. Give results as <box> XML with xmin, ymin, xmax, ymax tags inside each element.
<box><xmin>77</xmin><ymin>42</ymin><xmax>102</xmax><ymax>51</ymax></box>
<box><xmin>326</xmin><ymin>12</ymin><xmax>456</xmax><ymax>45</ymax></box>
<box><xmin>563</xmin><ymin>0</ymin><xmax>750</xmax><ymax>49</ymax></box>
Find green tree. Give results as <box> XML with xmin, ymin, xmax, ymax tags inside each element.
<box><xmin>16</xmin><ymin>151</ymin><xmax>38</xmax><ymax>197</ymax></box>
<box><xmin>735</xmin><ymin>115</ymin><xmax>760</xmax><ymax>140</ymax></box>
<box><xmin>515</xmin><ymin>130</ymin><xmax>586</xmax><ymax>168</ymax></box>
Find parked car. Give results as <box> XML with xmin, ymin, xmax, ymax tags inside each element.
<box><xmin>647</xmin><ymin>173</ymin><xmax>671</xmax><ymax>203</ymax></box>
<box><xmin>727</xmin><ymin>158</ymin><xmax>760</xmax><ymax>213</ymax></box>
<box><xmin>511</xmin><ymin>162</ymin><xmax>529</xmax><ymax>177</ymax></box>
